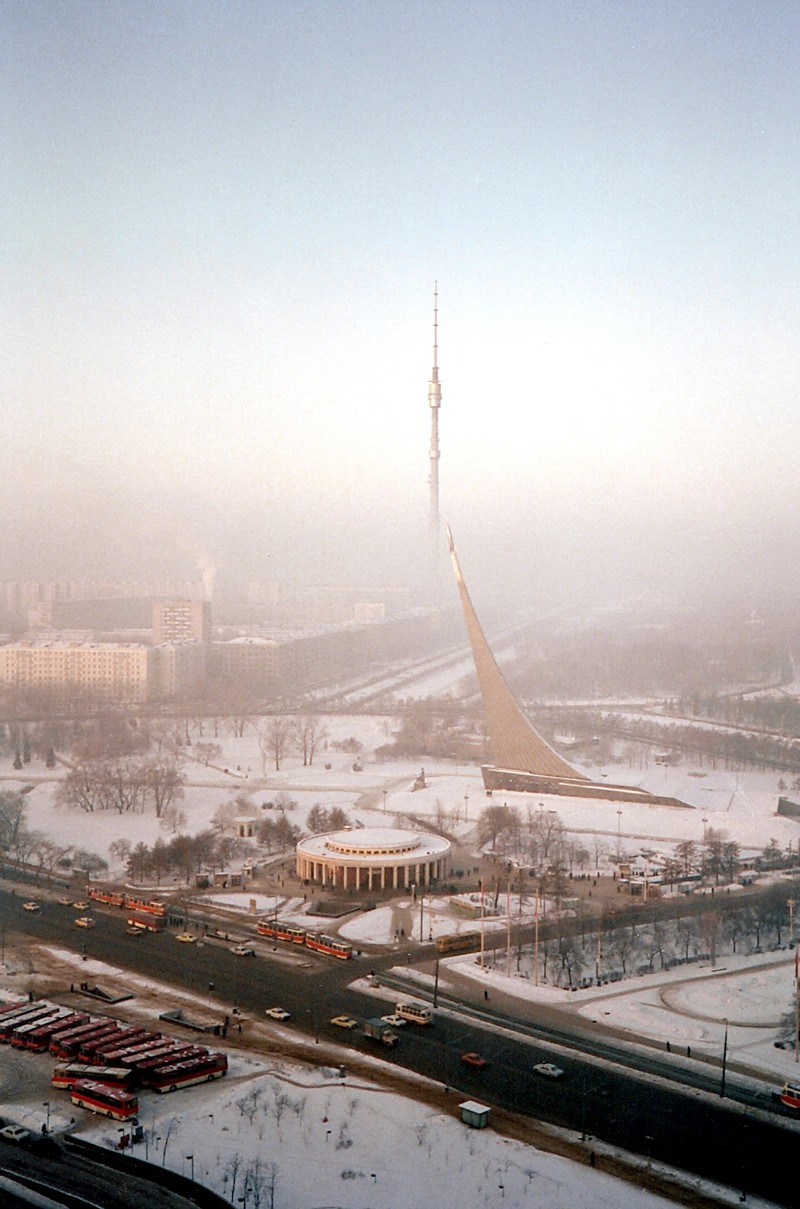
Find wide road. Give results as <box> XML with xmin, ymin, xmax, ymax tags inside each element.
<box><xmin>2</xmin><ymin>886</ymin><xmax>798</xmax><ymax>1207</ymax></box>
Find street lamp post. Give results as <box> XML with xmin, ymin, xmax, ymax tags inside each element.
<box><xmin>616</xmin><ymin>808</ymin><xmax>622</xmax><ymax>860</ymax></box>
<box><xmin>721</xmin><ymin>1018</ymin><xmax>729</xmax><ymax>1098</ymax></box>
<box><xmin>42</xmin><ymin>1101</ymin><xmax>50</xmax><ymax>1133</ymax></box>
<box><xmin>382</xmin><ymin>789</ymin><xmax>387</xmax><ymax>813</ymax></box>
<box><xmin>186</xmin><ymin>1154</ymin><xmax>194</xmax><ymax>1181</ymax></box>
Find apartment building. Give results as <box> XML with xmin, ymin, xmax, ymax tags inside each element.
<box><xmin>0</xmin><ymin>640</ymin><xmax>155</xmax><ymax>704</ymax></box>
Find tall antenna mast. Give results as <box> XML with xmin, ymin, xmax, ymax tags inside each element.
<box><xmin>428</xmin><ymin>283</ymin><xmax>441</xmax><ymax>538</ymax></box>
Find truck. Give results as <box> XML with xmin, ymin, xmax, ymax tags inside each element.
<box><xmin>363</xmin><ymin>1017</ymin><xmax>399</xmax><ymax>1047</ymax></box>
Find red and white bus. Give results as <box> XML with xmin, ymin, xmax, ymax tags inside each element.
<box><xmin>137</xmin><ymin>1045</ymin><xmax>206</xmax><ymax>1075</ymax></box>
<box><xmin>69</xmin><ymin>1079</ymin><xmax>139</xmax><ymax>1120</ymax></box>
<box><xmin>52</xmin><ymin>1063</ymin><xmax>135</xmax><ymax>1090</ymax></box>
<box><xmin>24</xmin><ymin>1013</ymin><xmax>88</xmax><ymax>1052</ymax></box>
<box><xmin>0</xmin><ymin>1000</ymin><xmax>29</xmax><ymax>1018</ymax></box>
<box><xmin>99</xmin><ymin>1036</ymin><xmax>162</xmax><ymax>1066</ymax></box>
<box><xmin>145</xmin><ymin>1053</ymin><xmax>228</xmax><ymax>1093</ymax></box>
<box><xmin>256</xmin><ymin>919</ymin><xmax>307</xmax><ymax>944</ymax></box>
<box><xmin>0</xmin><ymin>1003</ymin><xmax>55</xmax><ymax>1041</ymax></box>
<box><xmin>90</xmin><ymin>1029</ymin><xmax>151</xmax><ymax>1062</ymax></box>
<box><xmin>123</xmin><ymin>1043</ymin><xmax>181</xmax><ymax>1070</ymax></box>
<box><xmin>127</xmin><ymin>912</ymin><xmax>166</xmax><ymax>932</ymax></box>
<box><xmin>779</xmin><ymin>1081</ymin><xmax>800</xmax><ymax>1111</ymax></box>
<box><xmin>304</xmin><ymin>933</ymin><xmax>353</xmax><ymax>960</ymax></box>
<box><xmin>125</xmin><ymin>895</ymin><xmax>166</xmax><ymax>917</ymax></box>
<box><xmin>55</xmin><ymin>1021</ymin><xmax>119</xmax><ymax>1059</ymax></box>
<box><xmin>6</xmin><ymin>1005</ymin><xmax>65</xmax><ymax>1044</ymax></box>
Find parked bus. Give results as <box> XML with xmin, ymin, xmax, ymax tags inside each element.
<box><xmin>89</xmin><ymin>1030</ymin><xmax>151</xmax><ymax>1063</ymax></box>
<box><xmin>395</xmin><ymin>1002</ymin><xmax>434</xmax><ymax>1025</ymax></box>
<box><xmin>0</xmin><ymin>1004</ymin><xmax>57</xmax><ymax>1041</ymax></box>
<box><xmin>145</xmin><ymin>1053</ymin><xmax>228</xmax><ymax>1093</ymax></box>
<box><xmin>99</xmin><ymin>1037</ymin><xmax>162</xmax><ymax>1066</ymax></box>
<box><xmin>436</xmin><ymin>931</ymin><xmax>481</xmax><ymax>955</ymax></box>
<box><xmin>304</xmin><ymin>933</ymin><xmax>353</xmax><ymax>960</ymax></box>
<box><xmin>25</xmin><ymin>1012</ymin><xmax>88</xmax><ymax>1052</ymax></box>
<box><xmin>52</xmin><ymin>1064</ymin><xmax>135</xmax><ymax>1090</ymax></box>
<box><xmin>137</xmin><ymin>1045</ymin><xmax>206</xmax><ymax>1075</ymax></box>
<box><xmin>55</xmin><ymin>1021</ymin><xmax>119</xmax><ymax>1059</ymax></box>
<box><xmin>127</xmin><ymin>912</ymin><xmax>166</xmax><ymax>932</ymax></box>
<box><xmin>10</xmin><ymin>1009</ymin><xmax>70</xmax><ymax>1048</ymax></box>
<box><xmin>256</xmin><ymin>919</ymin><xmax>307</xmax><ymax>944</ymax></box>
<box><xmin>69</xmin><ymin>1079</ymin><xmax>139</xmax><ymax>1120</ymax></box>
<box><xmin>0</xmin><ymin>1000</ymin><xmax>30</xmax><ymax>1018</ymax></box>
<box><xmin>122</xmin><ymin>1043</ymin><xmax>181</xmax><ymax>1070</ymax></box>
<box><xmin>4</xmin><ymin>1005</ymin><xmax>61</xmax><ymax>1044</ymax></box>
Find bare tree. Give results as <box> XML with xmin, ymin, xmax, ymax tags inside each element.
<box><xmin>261</xmin><ymin>717</ymin><xmax>291</xmax><ymax>772</ymax></box>
<box><xmin>31</xmin><ymin>837</ymin><xmax>72</xmax><ymax>884</ymax></box>
<box><xmin>291</xmin><ymin>715</ymin><xmax>328</xmax><ymax>767</ymax></box>
<box><xmin>160</xmin><ymin>804</ymin><xmax>188</xmax><ymax>834</ymax></box>
<box><xmin>143</xmin><ymin>756</ymin><xmax>185</xmax><ymax>819</ymax></box>
<box><xmin>195</xmin><ymin>741</ymin><xmax>223</xmax><ymax>766</ymax></box>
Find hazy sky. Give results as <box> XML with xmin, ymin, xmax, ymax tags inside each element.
<box><xmin>3</xmin><ymin>1</ymin><xmax>800</xmax><ymax>608</ymax></box>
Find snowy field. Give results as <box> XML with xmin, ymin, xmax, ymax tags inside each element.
<box><xmin>0</xmin><ymin>941</ymin><xmax>789</xmax><ymax>1209</ymax></box>
<box><xmin>5</xmin><ymin>710</ymin><xmax>800</xmax><ymax>882</ymax></box>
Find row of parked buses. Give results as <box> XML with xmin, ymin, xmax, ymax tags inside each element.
<box><xmin>0</xmin><ymin>998</ymin><xmax>227</xmax><ymax>1120</ymax></box>
<box><xmin>255</xmin><ymin>919</ymin><xmax>353</xmax><ymax>960</ymax></box>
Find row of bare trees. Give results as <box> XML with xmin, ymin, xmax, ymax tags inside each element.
<box><xmin>57</xmin><ymin>754</ymin><xmax>185</xmax><ymax>817</ymax></box>
<box><xmin>0</xmin><ymin>789</ymin><xmax>106</xmax><ymax>882</ymax></box>
<box><xmin>534</xmin><ymin>883</ymin><xmax>799</xmax><ymax>993</ymax></box>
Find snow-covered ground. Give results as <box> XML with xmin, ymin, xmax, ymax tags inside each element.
<box><xmin>5</xmin><ymin>711</ymin><xmax>800</xmax><ymax>879</ymax></box>
<box><xmin>3</xmin><ymin>713</ymin><xmax>800</xmax><ymax>1206</ymax></box>
<box><xmin>0</xmin><ymin>939</ymin><xmax>790</xmax><ymax>1209</ymax></box>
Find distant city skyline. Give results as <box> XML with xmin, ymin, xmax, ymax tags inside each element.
<box><xmin>4</xmin><ymin>1</ymin><xmax>800</xmax><ymax>611</ymax></box>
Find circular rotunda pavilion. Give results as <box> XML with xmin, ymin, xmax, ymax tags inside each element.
<box><xmin>295</xmin><ymin>827</ymin><xmax>451</xmax><ymax>892</ymax></box>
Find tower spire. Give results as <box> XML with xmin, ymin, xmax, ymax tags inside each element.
<box><xmin>428</xmin><ymin>283</ymin><xmax>441</xmax><ymax>538</ymax></box>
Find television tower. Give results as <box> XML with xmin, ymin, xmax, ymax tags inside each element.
<box><xmin>428</xmin><ymin>283</ymin><xmax>442</xmax><ymax>545</ymax></box>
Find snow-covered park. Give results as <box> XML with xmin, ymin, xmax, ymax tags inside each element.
<box><xmin>3</xmin><ymin>712</ymin><xmax>800</xmax><ymax>1207</ymax></box>
<box><xmin>4</xmin><ymin>709</ymin><xmax>800</xmax><ymax>884</ymax></box>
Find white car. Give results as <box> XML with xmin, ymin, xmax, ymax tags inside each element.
<box><xmin>74</xmin><ymin>916</ymin><xmax>95</xmax><ymax>928</ymax></box>
<box><xmin>533</xmin><ymin>1062</ymin><xmax>564</xmax><ymax>1079</ymax></box>
<box><xmin>0</xmin><ymin>1124</ymin><xmax>30</xmax><ymax>1143</ymax></box>
<box><xmin>232</xmin><ymin>944</ymin><xmax>255</xmax><ymax>956</ymax></box>
<box><xmin>265</xmin><ymin>1007</ymin><xmax>291</xmax><ymax>1021</ymax></box>
<box><xmin>380</xmin><ymin>1013</ymin><xmax>406</xmax><ymax>1028</ymax></box>
<box><xmin>22</xmin><ymin>901</ymin><xmax>41</xmax><ymax>912</ymax></box>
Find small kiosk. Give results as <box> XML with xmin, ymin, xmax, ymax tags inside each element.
<box><xmin>459</xmin><ymin>1100</ymin><xmax>491</xmax><ymax>1129</ymax></box>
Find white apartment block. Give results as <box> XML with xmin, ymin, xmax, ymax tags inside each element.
<box><xmin>0</xmin><ymin>640</ymin><xmax>155</xmax><ymax>704</ymax></box>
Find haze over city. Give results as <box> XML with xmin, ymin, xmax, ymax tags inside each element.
<box><xmin>4</xmin><ymin>1</ymin><xmax>800</xmax><ymax>610</ymax></box>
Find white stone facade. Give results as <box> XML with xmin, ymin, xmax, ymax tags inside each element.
<box><xmin>296</xmin><ymin>827</ymin><xmax>450</xmax><ymax>892</ymax></box>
